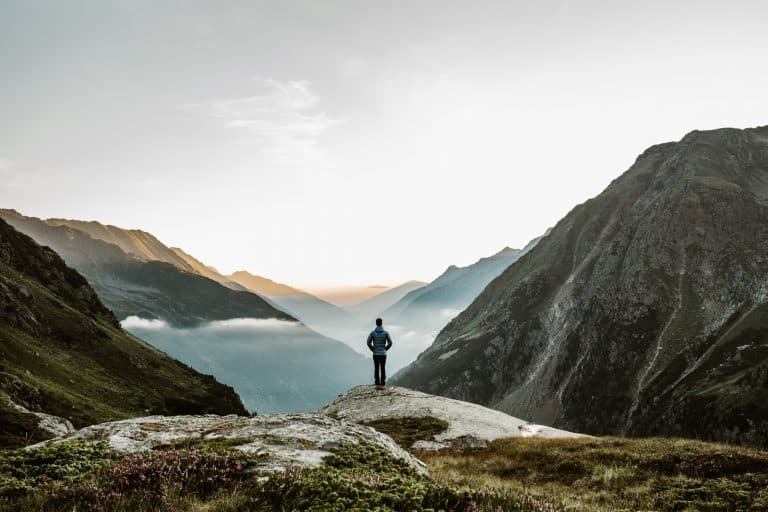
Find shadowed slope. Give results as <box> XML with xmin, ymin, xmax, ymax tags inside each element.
<box><xmin>0</xmin><ymin>218</ymin><xmax>247</xmax><ymax>448</ymax></box>
<box><xmin>0</xmin><ymin>210</ymin><xmax>293</xmax><ymax>327</ymax></box>
<box><xmin>395</xmin><ymin>126</ymin><xmax>768</xmax><ymax>447</ymax></box>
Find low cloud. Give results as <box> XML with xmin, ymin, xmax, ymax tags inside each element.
<box><xmin>205</xmin><ymin>317</ymin><xmax>302</xmax><ymax>332</ymax></box>
<box><xmin>121</xmin><ymin>316</ymin><xmax>169</xmax><ymax>330</ymax></box>
<box><xmin>121</xmin><ymin>316</ymin><xmax>301</xmax><ymax>333</ymax></box>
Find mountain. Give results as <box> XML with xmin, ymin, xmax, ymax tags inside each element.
<box><xmin>0</xmin><ymin>210</ymin><xmax>292</xmax><ymax>327</ymax></box>
<box><xmin>385</xmin><ymin>244</ymin><xmax>541</xmax><ymax>334</ymax></box>
<box><xmin>169</xmin><ymin>247</ymin><xmax>248</xmax><ymax>291</ymax></box>
<box><xmin>375</xmin><ymin>242</ymin><xmax>542</xmax><ymax>372</ymax></box>
<box><xmin>347</xmin><ymin>280</ymin><xmax>427</xmax><ymax>320</ymax></box>
<box><xmin>310</xmin><ymin>285</ymin><xmax>392</xmax><ymax>307</ymax></box>
<box><xmin>394</xmin><ymin>126</ymin><xmax>768</xmax><ymax>448</ymax></box>
<box><xmin>0</xmin><ymin>217</ymin><xmax>247</xmax><ymax>448</ymax></box>
<box><xmin>0</xmin><ymin>210</ymin><xmax>371</xmax><ymax>412</ymax></box>
<box><xmin>45</xmin><ymin>217</ymin><xmax>195</xmax><ymax>272</ymax></box>
<box><xmin>227</xmin><ymin>270</ymin><xmax>360</xmax><ymax>346</ymax></box>
<box><xmin>125</xmin><ymin>317</ymin><xmax>369</xmax><ymax>413</ymax></box>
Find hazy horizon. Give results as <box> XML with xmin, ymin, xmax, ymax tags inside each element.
<box><xmin>3</xmin><ymin>1</ymin><xmax>767</xmax><ymax>288</ymax></box>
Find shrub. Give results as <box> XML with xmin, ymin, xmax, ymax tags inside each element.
<box><xmin>0</xmin><ymin>440</ymin><xmax>114</xmax><ymax>498</ymax></box>
<box><xmin>49</xmin><ymin>445</ymin><xmax>260</xmax><ymax>511</ymax></box>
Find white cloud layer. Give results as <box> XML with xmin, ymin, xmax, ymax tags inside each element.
<box><xmin>121</xmin><ymin>316</ymin><xmax>302</xmax><ymax>333</ymax></box>
<box><xmin>121</xmin><ymin>316</ymin><xmax>170</xmax><ymax>330</ymax></box>
<box><xmin>205</xmin><ymin>317</ymin><xmax>303</xmax><ymax>332</ymax></box>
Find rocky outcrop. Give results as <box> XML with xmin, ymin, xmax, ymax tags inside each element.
<box><xmin>1</xmin><ymin>391</ymin><xmax>74</xmax><ymax>438</ymax></box>
<box><xmin>394</xmin><ymin>126</ymin><xmax>768</xmax><ymax>447</ymax></box>
<box><xmin>33</xmin><ymin>413</ymin><xmax>427</xmax><ymax>474</ymax></box>
<box><xmin>319</xmin><ymin>385</ymin><xmax>585</xmax><ymax>450</ymax></box>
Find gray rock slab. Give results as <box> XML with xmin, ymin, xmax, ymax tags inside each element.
<box><xmin>29</xmin><ymin>412</ymin><xmax>426</xmax><ymax>474</ymax></box>
<box><xmin>319</xmin><ymin>385</ymin><xmax>586</xmax><ymax>450</ymax></box>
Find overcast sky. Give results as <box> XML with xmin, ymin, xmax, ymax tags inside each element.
<box><xmin>2</xmin><ymin>1</ymin><xmax>767</xmax><ymax>288</ymax></box>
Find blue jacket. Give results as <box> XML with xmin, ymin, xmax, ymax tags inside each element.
<box><xmin>367</xmin><ymin>326</ymin><xmax>392</xmax><ymax>356</ymax></box>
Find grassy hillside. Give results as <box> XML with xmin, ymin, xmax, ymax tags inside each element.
<box><xmin>0</xmin><ymin>218</ymin><xmax>247</xmax><ymax>448</ymax></box>
<box><xmin>423</xmin><ymin>436</ymin><xmax>768</xmax><ymax>511</ymax></box>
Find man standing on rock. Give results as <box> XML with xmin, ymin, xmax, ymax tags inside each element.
<box><xmin>367</xmin><ymin>318</ymin><xmax>393</xmax><ymax>388</ymax></box>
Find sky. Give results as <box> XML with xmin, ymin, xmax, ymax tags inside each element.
<box><xmin>2</xmin><ymin>1</ymin><xmax>767</xmax><ymax>288</ymax></box>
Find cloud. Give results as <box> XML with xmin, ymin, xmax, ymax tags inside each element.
<box><xmin>204</xmin><ymin>78</ymin><xmax>341</xmax><ymax>166</ymax></box>
<box><xmin>121</xmin><ymin>316</ymin><xmax>302</xmax><ymax>333</ymax></box>
<box><xmin>205</xmin><ymin>317</ymin><xmax>302</xmax><ymax>332</ymax></box>
<box><xmin>121</xmin><ymin>316</ymin><xmax>169</xmax><ymax>329</ymax></box>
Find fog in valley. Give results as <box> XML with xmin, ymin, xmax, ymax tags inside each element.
<box><xmin>123</xmin><ymin>316</ymin><xmax>369</xmax><ymax>413</ymax></box>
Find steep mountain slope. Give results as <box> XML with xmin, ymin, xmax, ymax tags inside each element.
<box><xmin>0</xmin><ymin>210</ymin><xmax>292</xmax><ymax>327</ymax></box>
<box><xmin>0</xmin><ymin>218</ymin><xmax>247</xmax><ymax>447</ymax></box>
<box><xmin>169</xmin><ymin>247</ymin><xmax>247</xmax><ymax>291</ymax></box>
<box><xmin>1</xmin><ymin>210</ymin><xmax>370</xmax><ymax>412</ymax></box>
<box><xmin>394</xmin><ymin>126</ymin><xmax>768</xmax><ymax>447</ymax></box>
<box><xmin>386</xmin><ymin>242</ymin><xmax>544</xmax><ymax>334</ymax></box>
<box><xmin>347</xmin><ymin>280</ymin><xmax>427</xmax><ymax>320</ymax></box>
<box><xmin>45</xmin><ymin>217</ymin><xmax>195</xmax><ymax>271</ymax></box>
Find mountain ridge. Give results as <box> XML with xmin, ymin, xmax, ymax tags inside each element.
<box><xmin>393</xmin><ymin>125</ymin><xmax>768</xmax><ymax>447</ymax></box>
<box><xmin>0</xmin><ymin>210</ymin><xmax>294</xmax><ymax>327</ymax></box>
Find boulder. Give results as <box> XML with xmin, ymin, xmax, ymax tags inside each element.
<box><xmin>319</xmin><ymin>385</ymin><xmax>586</xmax><ymax>450</ymax></box>
<box><xmin>30</xmin><ymin>412</ymin><xmax>426</xmax><ymax>474</ymax></box>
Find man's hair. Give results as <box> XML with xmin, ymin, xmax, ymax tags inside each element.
<box><xmin>376</xmin><ymin>318</ymin><xmax>383</xmax><ymax>326</ymax></box>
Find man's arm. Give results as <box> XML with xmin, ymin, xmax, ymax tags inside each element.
<box><xmin>367</xmin><ymin>332</ymin><xmax>375</xmax><ymax>352</ymax></box>
<box><xmin>385</xmin><ymin>332</ymin><xmax>393</xmax><ymax>351</ymax></box>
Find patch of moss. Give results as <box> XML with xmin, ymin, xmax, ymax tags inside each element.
<box><xmin>0</xmin><ymin>440</ymin><xmax>115</xmax><ymax>498</ymax></box>
<box><xmin>361</xmin><ymin>416</ymin><xmax>450</xmax><ymax>449</ymax></box>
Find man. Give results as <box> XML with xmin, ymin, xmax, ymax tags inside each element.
<box><xmin>366</xmin><ymin>318</ymin><xmax>393</xmax><ymax>388</ymax></box>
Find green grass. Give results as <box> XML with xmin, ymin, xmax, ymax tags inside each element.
<box><xmin>361</xmin><ymin>416</ymin><xmax>450</xmax><ymax>449</ymax></box>
<box><xmin>6</xmin><ymin>435</ymin><xmax>768</xmax><ymax>511</ymax></box>
<box><xmin>421</xmin><ymin>436</ymin><xmax>768</xmax><ymax>511</ymax></box>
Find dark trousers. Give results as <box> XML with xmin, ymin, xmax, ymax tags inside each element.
<box><xmin>373</xmin><ymin>355</ymin><xmax>387</xmax><ymax>385</ymax></box>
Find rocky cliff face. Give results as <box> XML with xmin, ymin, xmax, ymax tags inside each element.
<box><xmin>394</xmin><ymin>126</ymin><xmax>768</xmax><ymax>447</ymax></box>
